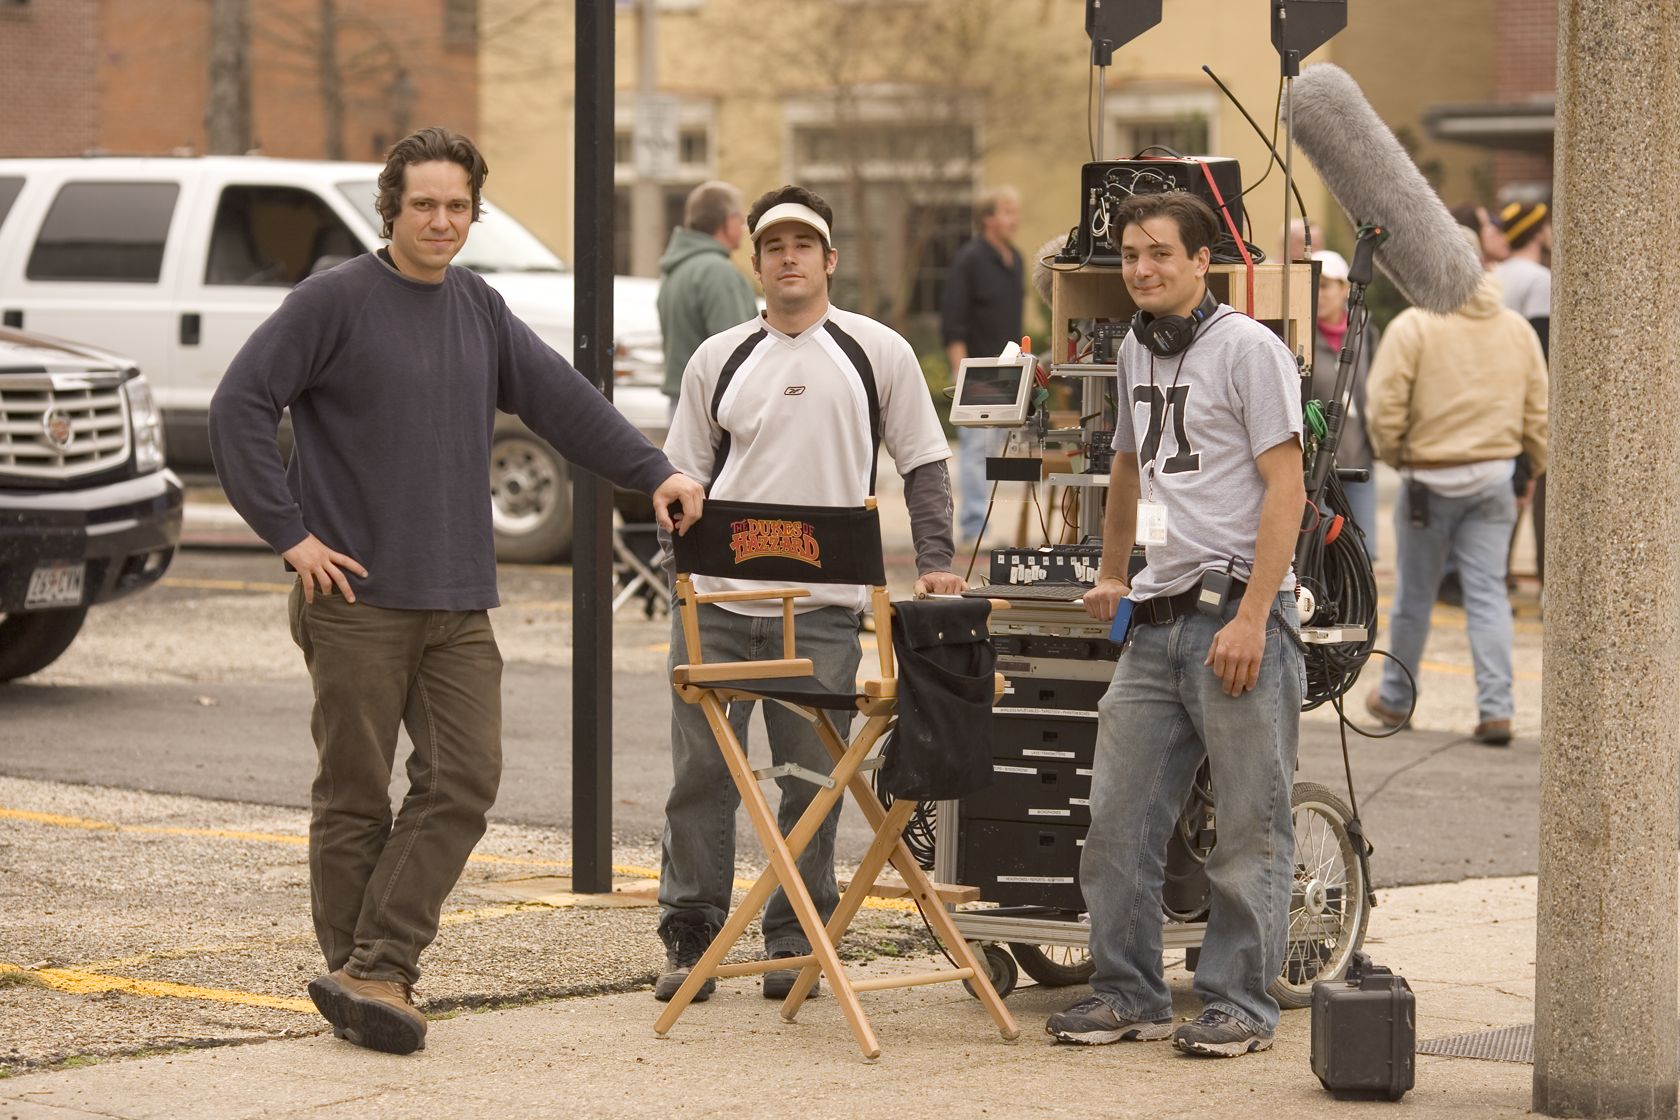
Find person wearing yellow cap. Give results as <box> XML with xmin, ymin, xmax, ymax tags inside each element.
<box><xmin>1495</xmin><ymin>200</ymin><xmax>1552</xmax><ymax>588</ymax></box>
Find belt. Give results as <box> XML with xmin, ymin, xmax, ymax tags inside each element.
<box><xmin>1136</xmin><ymin>578</ymin><xmax>1248</xmax><ymax>626</ymax></box>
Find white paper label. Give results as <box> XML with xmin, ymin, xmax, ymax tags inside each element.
<box><xmin>997</xmin><ymin>875</ymin><xmax>1075</xmax><ymax>884</ymax></box>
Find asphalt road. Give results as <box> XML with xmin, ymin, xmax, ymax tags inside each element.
<box><xmin>0</xmin><ymin>541</ymin><xmax>1543</xmax><ymax>889</ymax></box>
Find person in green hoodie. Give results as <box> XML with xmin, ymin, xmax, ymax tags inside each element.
<box><xmin>657</xmin><ymin>181</ymin><xmax>759</xmax><ymax>417</ymax></box>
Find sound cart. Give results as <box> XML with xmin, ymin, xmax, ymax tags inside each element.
<box><xmin>933</xmin><ymin>255</ymin><xmax>1373</xmax><ymax>1008</ymax></box>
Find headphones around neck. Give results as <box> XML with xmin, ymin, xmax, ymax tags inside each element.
<box><xmin>1131</xmin><ymin>287</ymin><xmax>1220</xmax><ymax>358</ymax></box>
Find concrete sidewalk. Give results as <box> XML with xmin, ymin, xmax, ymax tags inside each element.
<box><xmin>2</xmin><ymin>877</ymin><xmax>1538</xmax><ymax>1119</ymax></box>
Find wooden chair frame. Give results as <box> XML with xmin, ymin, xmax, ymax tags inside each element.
<box><xmin>653</xmin><ymin>504</ymin><xmax>1019</xmax><ymax>1059</ymax></box>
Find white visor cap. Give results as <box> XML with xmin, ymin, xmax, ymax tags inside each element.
<box><xmin>1312</xmin><ymin>249</ymin><xmax>1350</xmax><ymax>282</ymax></box>
<box><xmin>750</xmin><ymin>202</ymin><xmax>832</xmax><ymax>247</ymax></box>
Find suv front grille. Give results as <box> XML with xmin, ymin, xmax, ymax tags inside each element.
<box><xmin>0</xmin><ymin>373</ymin><xmax>132</xmax><ymax>480</ymax></box>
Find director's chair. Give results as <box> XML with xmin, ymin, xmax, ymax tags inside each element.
<box><xmin>652</xmin><ymin>498</ymin><xmax>1020</xmax><ymax>1058</ymax></box>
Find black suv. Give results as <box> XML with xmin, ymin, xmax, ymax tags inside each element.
<box><xmin>0</xmin><ymin>328</ymin><xmax>183</xmax><ymax>681</ymax></box>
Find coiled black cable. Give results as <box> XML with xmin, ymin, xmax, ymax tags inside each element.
<box><xmin>1296</xmin><ymin>469</ymin><xmax>1380</xmax><ymax>711</ymax></box>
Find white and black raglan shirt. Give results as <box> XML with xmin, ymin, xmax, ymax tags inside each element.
<box><xmin>665</xmin><ymin>306</ymin><xmax>951</xmax><ymax>615</ymax></box>
<box><xmin>1111</xmin><ymin>307</ymin><xmax>1304</xmax><ymax>601</ymax></box>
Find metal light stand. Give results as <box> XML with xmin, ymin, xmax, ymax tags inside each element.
<box><xmin>1272</xmin><ymin>0</ymin><xmax>1347</xmax><ymax>353</ymax></box>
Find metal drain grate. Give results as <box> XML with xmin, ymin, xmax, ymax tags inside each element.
<box><xmin>1416</xmin><ymin>1022</ymin><xmax>1534</xmax><ymax>1064</ymax></box>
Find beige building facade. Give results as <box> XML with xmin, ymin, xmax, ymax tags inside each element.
<box><xmin>480</xmin><ymin>0</ymin><xmax>1496</xmax><ymax>342</ymax></box>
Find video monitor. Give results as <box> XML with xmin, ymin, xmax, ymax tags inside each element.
<box><xmin>950</xmin><ymin>354</ymin><xmax>1035</xmax><ymax>427</ymax></box>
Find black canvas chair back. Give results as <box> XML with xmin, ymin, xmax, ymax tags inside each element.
<box><xmin>671</xmin><ymin>500</ymin><xmax>886</xmax><ymax>587</ymax></box>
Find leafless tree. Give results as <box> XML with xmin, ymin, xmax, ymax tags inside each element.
<box><xmin>710</xmin><ymin>0</ymin><xmax>1077</xmax><ymax>331</ymax></box>
<box><xmin>205</xmin><ymin>0</ymin><xmax>252</xmax><ymax>154</ymax></box>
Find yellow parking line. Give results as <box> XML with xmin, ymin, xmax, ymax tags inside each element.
<box><xmin>0</xmin><ymin>808</ymin><xmax>658</xmax><ymax>877</ymax></box>
<box><xmin>1373</xmin><ymin>596</ymin><xmax>1544</xmax><ymax>636</ymax></box>
<box><xmin>1419</xmin><ymin>659</ymin><xmax>1543</xmax><ymax>683</ymax></box>
<box><xmin>0</xmin><ymin>962</ymin><xmax>314</xmax><ymax>1014</ymax></box>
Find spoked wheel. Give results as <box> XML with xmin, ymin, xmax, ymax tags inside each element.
<box><xmin>1269</xmin><ymin>781</ymin><xmax>1371</xmax><ymax>1009</ymax></box>
<box><xmin>1008</xmin><ymin>943</ymin><xmax>1095</xmax><ymax>988</ymax></box>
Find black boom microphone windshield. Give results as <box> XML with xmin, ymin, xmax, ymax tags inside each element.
<box><xmin>1287</xmin><ymin>63</ymin><xmax>1482</xmax><ymax>313</ymax></box>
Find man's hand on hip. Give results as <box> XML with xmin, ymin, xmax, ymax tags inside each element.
<box><xmin>1083</xmin><ymin>576</ymin><xmax>1129</xmax><ymax>622</ymax></box>
<box><xmin>914</xmin><ymin>570</ymin><xmax>967</xmax><ymax>597</ymax></box>
<box><xmin>283</xmin><ymin>534</ymin><xmax>367</xmax><ymax>604</ymax></box>
<box><xmin>1206</xmin><ymin>613</ymin><xmax>1268</xmax><ymax>697</ymax></box>
<box><xmin>653</xmin><ymin>473</ymin><xmax>706</xmax><ymax>535</ymax></box>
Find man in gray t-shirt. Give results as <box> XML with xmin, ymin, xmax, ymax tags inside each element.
<box><xmin>1046</xmin><ymin>191</ymin><xmax>1307</xmax><ymax>1059</ymax></box>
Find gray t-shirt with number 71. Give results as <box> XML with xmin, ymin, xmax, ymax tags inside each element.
<box><xmin>1110</xmin><ymin>307</ymin><xmax>1303</xmax><ymax>601</ymax></box>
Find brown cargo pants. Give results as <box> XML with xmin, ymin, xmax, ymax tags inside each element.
<box><xmin>288</xmin><ymin>581</ymin><xmax>503</xmax><ymax>985</ymax></box>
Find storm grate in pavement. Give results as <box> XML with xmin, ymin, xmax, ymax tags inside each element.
<box><xmin>1416</xmin><ymin>1022</ymin><xmax>1534</xmax><ymax>1064</ymax></box>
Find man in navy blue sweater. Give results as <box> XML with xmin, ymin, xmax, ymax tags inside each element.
<box><xmin>209</xmin><ymin>126</ymin><xmax>704</xmax><ymax>1055</ymax></box>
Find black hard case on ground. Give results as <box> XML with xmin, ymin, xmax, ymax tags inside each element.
<box><xmin>1310</xmin><ymin>953</ymin><xmax>1416</xmax><ymax>1101</ymax></box>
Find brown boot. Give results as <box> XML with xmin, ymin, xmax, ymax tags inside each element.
<box><xmin>1365</xmin><ymin>692</ymin><xmax>1409</xmax><ymax>731</ymax></box>
<box><xmin>1472</xmin><ymin>719</ymin><xmax>1513</xmax><ymax>746</ymax></box>
<box><xmin>308</xmin><ymin>969</ymin><xmax>427</xmax><ymax>1055</ymax></box>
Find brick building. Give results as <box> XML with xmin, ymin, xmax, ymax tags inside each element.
<box><xmin>0</xmin><ymin>0</ymin><xmax>477</xmax><ymax>161</ymax></box>
<box><xmin>1425</xmin><ymin>0</ymin><xmax>1556</xmax><ymax>202</ymax></box>
<box><xmin>0</xmin><ymin>0</ymin><xmax>100</xmax><ymax>157</ymax></box>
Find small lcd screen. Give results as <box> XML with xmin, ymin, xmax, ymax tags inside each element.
<box><xmin>957</xmin><ymin>364</ymin><xmax>1027</xmax><ymax>406</ymax></box>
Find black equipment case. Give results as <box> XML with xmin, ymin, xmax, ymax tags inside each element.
<box><xmin>1310</xmin><ymin>952</ymin><xmax>1416</xmax><ymax>1101</ymax></box>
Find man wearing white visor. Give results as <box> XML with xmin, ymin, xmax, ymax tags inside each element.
<box><xmin>654</xmin><ymin>185</ymin><xmax>965</xmax><ymax>1002</ymax></box>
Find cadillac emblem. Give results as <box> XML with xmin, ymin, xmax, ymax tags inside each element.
<box><xmin>42</xmin><ymin>408</ymin><xmax>74</xmax><ymax>451</ymax></box>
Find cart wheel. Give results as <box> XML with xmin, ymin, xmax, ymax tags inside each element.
<box><xmin>1269</xmin><ymin>782</ymin><xmax>1371</xmax><ymax>1010</ymax></box>
<box><xmin>1008</xmin><ymin>943</ymin><xmax>1095</xmax><ymax>988</ymax></box>
<box><xmin>963</xmin><ymin>942</ymin><xmax>1018</xmax><ymax>1000</ymax></box>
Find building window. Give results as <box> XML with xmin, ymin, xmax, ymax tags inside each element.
<box><xmin>444</xmin><ymin>0</ymin><xmax>477</xmax><ymax>49</ymax></box>
<box><xmin>612</xmin><ymin>187</ymin><xmax>633</xmax><ymax>276</ymax></box>
<box><xmin>613</xmin><ymin>100</ymin><xmax>715</xmax><ymax>185</ymax></box>
<box><xmin>788</xmin><ymin>91</ymin><xmax>976</xmax><ymax>323</ymax></box>
<box><xmin>1104</xmin><ymin>86</ymin><xmax>1219</xmax><ymax>160</ymax></box>
<box><xmin>678</xmin><ymin>127</ymin><xmax>709</xmax><ymax>168</ymax></box>
<box><xmin>27</xmin><ymin>182</ymin><xmax>180</xmax><ymax>284</ymax></box>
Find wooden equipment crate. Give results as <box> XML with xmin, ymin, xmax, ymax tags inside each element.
<box><xmin>1048</xmin><ymin>261</ymin><xmax>1317</xmax><ymax>366</ymax></box>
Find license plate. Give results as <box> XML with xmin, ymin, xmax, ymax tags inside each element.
<box><xmin>25</xmin><ymin>561</ymin><xmax>86</xmax><ymax>609</ymax></box>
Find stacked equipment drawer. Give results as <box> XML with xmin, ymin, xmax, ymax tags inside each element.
<box><xmin>956</xmin><ymin>668</ymin><xmax>1112</xmax><ymax>911</ymax></box>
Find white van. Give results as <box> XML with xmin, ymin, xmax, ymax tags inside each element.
<box><xmin>0</xmin><ymin>156</ymin><xmax>668</xmax><ymax>562</ymax></box>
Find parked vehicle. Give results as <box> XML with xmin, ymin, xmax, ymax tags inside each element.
<box><xmin>0</xmin><ymin>327</ymin><xmax>183</xmax><ymax>682</ymax></box>
<box><xmin>0</xmin><ymin>157</ymin><xmax>667</xmax><ymax>563</ymax></box>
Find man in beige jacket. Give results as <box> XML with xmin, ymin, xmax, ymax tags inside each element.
<box><xmin>1364</xmin><ymin>229</ymin><xmax>1548</xmax><ymax>745</ymax></box>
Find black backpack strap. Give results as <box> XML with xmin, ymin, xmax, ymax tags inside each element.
<box><xmin>822</xmin><ymin>319</ymin><xmax>882</xmax><ymax>494</ymax></box>
<box><xmin>707</xmin><ymin>328</ymin><xmax>769</xmax><ymax>491</ymax></box>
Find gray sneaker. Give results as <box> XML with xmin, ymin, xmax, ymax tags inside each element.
<box><xmin>654</xmin><ymin>915</ymin><xmax>717</xmax><ymax>1003</ymax></box>
<box><xmin>1046</xmin><ymin>996</ymin><xmax>1172</xmax><ymax>1045</ymax></box>
<box><xmin>1171</xmin><ymin>1008</ymin><xmax>1275</xmax><ymax>1057</ymax></box>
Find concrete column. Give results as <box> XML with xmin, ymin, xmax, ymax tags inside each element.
<box><xmin>1534</xmin><ymin>3</ymin><xmax>1680</xmax><ymax>1118</ymax></box>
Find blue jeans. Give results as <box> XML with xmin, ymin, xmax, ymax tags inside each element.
<box><xmin>1340</xmin><ymin>476</ymin><xmax>1378</xmax><ymax>566</ymax></box>
<box><xmin>1378</xmin><ymin>480</ymin><xmax>1516</xmax><ymax>721</ymax></box>
<box><xmin>956</xmin><ymin>426</ymin><xmax>1007</xmax><ymax>541</ymax></box>
<box><xmin>1080</xmin><ymin>595</ymin><xmax>1304</xmax><ymax>1033</ymax></box>
<box><xmin>659</xmin><ymin>603</ymin><xmax>860</xmax><ymax>953</ymax></box>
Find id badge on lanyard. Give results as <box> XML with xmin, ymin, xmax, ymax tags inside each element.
<box><xmin>1137</xmin><ymin>465</ymin><xmax>1168</xmax><ymax>545</ymax></box>
<box><xmin>1136</xmin><ymin>500</ymin><xmax>1169</xmax><ymax>545</ymax></box>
